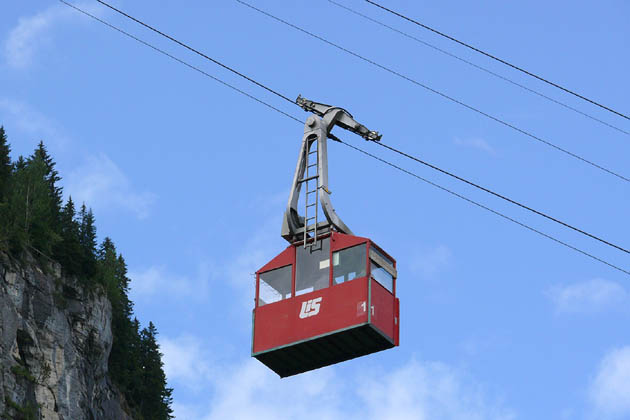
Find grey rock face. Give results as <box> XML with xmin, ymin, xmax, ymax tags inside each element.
<box><xmin>0</xmin><ymin>252</ymin><xmax>132</xmax><ymax>420</ymax></box>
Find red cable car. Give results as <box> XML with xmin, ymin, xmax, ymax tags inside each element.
<box><xmin>252</xmin><ymin>97</ymin><xmax>400</xmax><ymax>377</ymax></box>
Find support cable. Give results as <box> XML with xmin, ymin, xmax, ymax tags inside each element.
<box><xmin>236</xmin><ymin>0</ymin><xmax>629</xmax><ymax>184</ymax></box>
<box><xmin>59</xmin><ymin>1</ymin><xmax>301</xmax><ymax>124</ymax></box>
<box><xmin>341</xmin><ymin>141</ymin><xmax>629</xmax><ymax>276</ymax></box>
<box><xmin>60</xmin><ymin>0</ymin><xmax>628</xmax><ymax>276</ymax></box>
<box><xmin>364</xmin><ymin>0</ymin><xmax>629</xmax><ymax>121</ymax></box>
<box><xmin>373</xmin><ymin>141</ymin><xmax>629</xmax><ymax>254</ymax></box>
<box><xmin>327</xmin><ymin>0</ymin><xmax>628</xmax><ymax>136</ymax></box>
<box><xmin>95</xmin><ymin>0</ymin><xmax>296</xmax><ymax>106</ymax></box>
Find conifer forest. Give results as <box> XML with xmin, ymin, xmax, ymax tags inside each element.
<box><xmin>0</xmin><ymin>126</ymin><xmax>173</xmax><ymax>420</ymax></box>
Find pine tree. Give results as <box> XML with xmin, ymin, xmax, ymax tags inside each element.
<box><xmin>78</xmin><ymin>204</ymin><xmax>97</xmax><ymax>279</ymax></box>
<box><xmin>57</xmin><ymin>197</ymin><xmax>83</xmax><ymax>275</ymax></box>
<box><xmin>0</xmin><ymin>126</ymin><xmax>11</xmax><ymax>250</ymax></box>
<box><xmin>139</xmin><ymin>323</ymin><xmax>174</xmax><ymax>420</ymax></box>
<box><xmin>33</xmin><ymin>141</ymin><xmax>62</xmax><ymax>216</ymax></box>
<box><xmin>0</xmin><ymin>137</ymin><xmax>174</xmax><ymax>418</ymax></box>
<box><xmin>98</xmin><ymin>239</ymin><xmax>136</xmax><ymax>395</ymax></box>
<box><xmin>0</xmin><ymin>126</ymin><xmax>11</xmax><ymax>201</ymax></box>
<box><xmin>7</xmin><ymin>152</ymin><xmax>61</xmax><ymax>255</ymax></box>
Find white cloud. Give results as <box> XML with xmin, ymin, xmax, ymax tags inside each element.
<box><xmin>168</xmin><ymin>357</ymin><xmax>513</xmax><ymax>420</ymax></box>
<box><xmin>454</xmin><ymin>137</ymin><xmax>496</xmax><ymax>155</ymax></box>
<box><xmin>222</xmin><ymin>209</ymin><xmax>286</xmax><ymax>314</ymax></box>
<box><xmin>4</xmin><ymin>5</ymin><xmax>69</xmax><ymax>68</ymax></box>
<box><xmin>65</xmin><ymin>153</ymin><xmax>156</xmax><ymax>219</ymax></box>
<box><xmin>159</xmin><ymin>334</ymin><xmax>214</xmax><ymax>389</ymax></box>
<box><xmin>128</xmin><ymin>262</ymin><xmax>215</xmax><ymax>300</ymax></box>
<box><xmin>129</xmin><ymin>265</ymin><xmax>193</xmax><ymax>297</ymax></box>
<box><xmin>590</xmin><ymin>346</ymin><xmax>630</xmax><ymax>417</ymax></box>
<box><xmin>546</xmin><ymin>278</ymin><xmax>627</xmax><ymax>314</ymax></box>
<box><xmin>3</xmin><ymin>2</ymin><xmax>100</xmax><ymax>69</ymax></box>
<box><xmin>357</xmin><ymin>360</ymin><xmax>513</xmax><ymax>420</ymax></box>
<box><xmin>410</xmin><ymin>245</ymin><xmax>452</xmax><ymax>278</ymax></box>
<box><xmin>0</xmin><ymin>98</ymin><xmax>69</xmax><ymax>148</ymax></box>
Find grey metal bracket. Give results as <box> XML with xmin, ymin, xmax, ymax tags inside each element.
<box><xmin>296</xmin><ymin>95</ymin><xmax>382</xmax><ymax>142</ymax></box>
<box><xmin>281</xmin><ymin>96</ymin><xmax>381</xmax><ymax>243</ymax></box>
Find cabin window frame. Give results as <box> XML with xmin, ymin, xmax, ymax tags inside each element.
<box><xmin>368</xmin><ymin>243</ymin><xmax>397</xmax><ymax>295</ymax></box>
<box><xmin>257</xmin><ymin>264</ymin><xmax>293</xmax><ymax>307</ymax></box>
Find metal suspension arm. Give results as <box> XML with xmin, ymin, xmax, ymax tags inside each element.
<box><xmin>281</xmin><ymin>96</ymin><xmax>381</xmax><ymax>243</ymax></box>
<box><xmin>296</xmin><ymin>95</ymin><xmax>382</xmax><ymax>142</ymax></box>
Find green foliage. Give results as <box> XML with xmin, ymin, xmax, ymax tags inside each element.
<box><xmin>55</xmin><ymin>197</ymin><xmax>83</xmax><ymax>276</ymax></box>
<box><xmin>0</xmin><ymin>126</ymin><xmax>11</xmax><ymax>201</ymax></box>
<box><xmin>0</xmin><ymin>130</ymin><xmax>173</xmax><ymax>419</ymax></box>
<box><xmin>138</xmin><ymin>323</ymin><xmax>174</xmax><ymax>420</ymax></box>
<box><xmin>3</xmin><ymin>396</ymin><xmax>38</xmax><ymax>420</ymax></box>
<box><xmin>10</xmin><ymin>365</ymin><xmax>36</xmax><ymax>383</ymax></box>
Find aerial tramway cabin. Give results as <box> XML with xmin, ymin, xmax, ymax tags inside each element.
<box><xmin>251</xmin><ymin>96</ymin><xmax>400</xmax><ymax>377</ymax></box>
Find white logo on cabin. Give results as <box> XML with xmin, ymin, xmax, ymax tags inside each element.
<box><xmin>299</xmin><ymin>297</ymin><xmax>322</xmax><ymax>319</ymax></box>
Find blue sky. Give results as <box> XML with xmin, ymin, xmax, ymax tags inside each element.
<box><xmin>2</xmin><ymin>1</ymin><xmax>629</xmax><ymax>418</ymax></box>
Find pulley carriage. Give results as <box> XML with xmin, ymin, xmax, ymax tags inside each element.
<box><xmin>252</xmin><ymin>97</ymin><xmax>399</xmax><ymax>377</ymax></box>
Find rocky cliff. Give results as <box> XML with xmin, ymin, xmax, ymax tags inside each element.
<box><xmin>0</xmin><ymin>252</ymin><xmax>132</xmax><ymax>420</ymax></box>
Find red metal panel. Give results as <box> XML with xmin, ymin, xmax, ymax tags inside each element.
<box><xmin>370</xmin><ymin>278</ymin><xmax>395</xmax><ymax>341</ymax></box>
<box><xmin>257</xmin><ymin>246</ymin><xmax>295</xmax><ymax>274</ymax></box>
<box><xmin>394</xmin><ymin>297</ymin><xmax>400</xmax><ymax>346</ymax></box>
<box><xmin>331</xmin><ymin>232</ymin><xmax>369</xmax><ymax>252</ymax></box>
<box><xmin>253</xmin><ymin>276</ymin><xmax>369</xmax><ymax>354</ymax></box>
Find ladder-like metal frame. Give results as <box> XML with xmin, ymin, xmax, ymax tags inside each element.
<box><xmin>302</xmin><ymin>139</ymin><xmax>319</xmax><ymax>247</ymax></box>
<box><xmin>281</xmin><ymin>96</ymin><xmax>381</xmax><ymax>245</ymax></box>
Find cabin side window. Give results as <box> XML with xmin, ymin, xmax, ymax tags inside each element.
<box><xmin>333</xmin><ymin>244</ymin><xmax>367</xmax><ymax>284</ymax></box>
<box><xmin>296</xmin><ymin>238</ymin><xmax>331</xmax><ymax>296</ymax></box>
<box><xmin>258</xmin><ymin>265</ymin><xmax>292</xmax><ymax>306</ymax></box>
<box><xmin>370</xmin><ymin>247</ymin><xmax>395</xmax><ymax>293</ymax></box>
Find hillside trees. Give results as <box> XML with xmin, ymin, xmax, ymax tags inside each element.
<box><xmin>0</xmin><ymin>128</ymin><xmax>173</xmax><ymax>419</ymax></box>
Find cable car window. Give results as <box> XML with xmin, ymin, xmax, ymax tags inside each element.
<box><xmin>371</xmin><ymin>260</ymin><xmax>393</xmax><ymax>293</ymax></box>
<box><xmin>296</xmin><ymin>238</ymin><xmax>330</xmax><ymax>296</ymax></box>
<box><xmin>333</xmin><ymin>244</ymin><xmax>367</xmax><ymax>284</ymax></box>
<box><xmin>371</xmin><ymin>246</ymin><xmax>393</xmax><ymax>267</ymax></box>
<box><xmin>258</xmin><ymin>265</ymin><xmax>292</xmax><ymax>306</ymax></box>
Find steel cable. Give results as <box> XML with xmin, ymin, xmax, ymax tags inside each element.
<box><xmin>365</xmin><ymin>0</ymin><xmax>629</xmax><ymax>121</ymax></box>
<box><xmin>61</xmin><ymin>0</ymin><xmax>629</xmax><ymax>276</ymax></box>
<box><xmin>236</xmin><ymin>0</ymin><xmax>630</xmax><ymax>184</ymax></box>
<box><xmin>327</xmin><ymin>0</ymin><xmax>628</xmax><ymax>136</ymax></box>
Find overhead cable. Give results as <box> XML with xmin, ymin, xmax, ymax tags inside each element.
<box><xmin>373</xmin><ymin>141</ymin><xmax>629</xmax><ymax>254</ymax></box>
<box><xmin>342</xmin><ymin>141</ymin><xmax>629</xmax><ymax>276</ymax></box>
<box><xmin>327</xmin><ymin>0</ymin><xmax>628</xmax><ymax>137</ymax></box>
<box><xmin>58</xmin><ymin>1</ymin><xmax>301</xmax><ymax>124</ymax></box>
<box><xmin>95</xmin><ymin>0</ymin><xmax>296</xmax><ymax>106</ymax></box>
<box><xmin>364</xmin><ymin>0</ymin><xmax>629</xmax><ymax>121</ymax></box>
<box><xmin>235</xmin><ymin>0</ymin><xmax>629</xmax><ymax>184</ymax></box>
<box><xmin>61</xmin><ymin>1</ymin><xmax>628</xmax><ymax>275</ymax></box>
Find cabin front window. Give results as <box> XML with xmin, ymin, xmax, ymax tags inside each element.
<box><xmin>333</xmin><ymin>244</ymin><xmax>367</xmax><ymax>284</ymax></box>
<box><xmin>296</xmin><ymin>238</ymin><xmax>331</xmax><ymax>296</ymax></box>
<box><xmin>258</xmin><ymin>265</ymin><xmax>292</xmax><ymax>306</ymax></box>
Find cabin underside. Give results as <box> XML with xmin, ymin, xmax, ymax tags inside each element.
<box><xmin>253</xmin><ymin>323</ymin><xmax>394</xmax><ymax>378</ymax></box>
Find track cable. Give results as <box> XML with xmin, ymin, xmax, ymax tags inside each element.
<box><xmin>60</xmin><ymin>0</ymin><xmax>629</xmax><ymax>276</ymax></box>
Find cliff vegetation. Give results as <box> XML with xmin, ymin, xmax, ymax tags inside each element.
<box><xmin>0</xmin><ymin>126</ymin><xmax>173</xmax><ymax>419</ymax></box>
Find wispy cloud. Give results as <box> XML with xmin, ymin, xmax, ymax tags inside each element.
<box><xmin>0</xmin><ymin>98</ymin><xmax>69</xmax><ymax>149</ymax></box>
<box><xmin>3</xmin><ymin>2</ymin><xmax>100</xmax><ymax>69</ymax></box>
<box><xmin>159</xmin><ymin>334</ymin><xmax>214</xmax><ymax>390</ymax></box>
<box><xmin>4</xmin><ymin>5</ymin><xmax>69</xmax><ymax>69</ymax></box>
<box><xmin>454</xmin><ymin>137</ymin><xmax>496</xmax><ymax>156</ymax></box>
<box><xmin>410</xmin><ymin>245</ymin><xmax>452</xmax><ymax>278</ymax></box>
<box><xmin>546</xmin><ymin>278</ymin><xmax>628</xmax><ymax>314</ymax></box>
<box><xmin>168</xmin><ymin>356</ymin><xmax>514</xmax><ymax>420</ymax></box>
<box><xmin>64</xmin><ymin>153</ymin><xmax>157</xmax><ymax>220</ymax></box>
<box><xmin>128</xmin><ymin>262</ymin><xmax>214</xmax><ymax>301</ymax></box>
<box><xmin>590</xmin><ymin>346</ymin><xmax>630</xmax><ymax>418</ymax></box>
